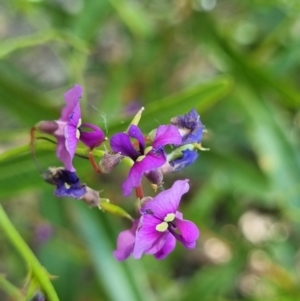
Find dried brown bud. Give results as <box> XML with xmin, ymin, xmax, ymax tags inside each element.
<box><xmin>145</xmin><ymin>169</ymin><xmax>163</xmax><ymax>186</ymax></box>
<box><xmin>80</xmin><ymin>186</ymin><xmax>100</xmax><ymax>207</ymax></box>
<box><xmin>99</xmin><ymin>152</ymin><xmax>124</xmax><ymax>173</ymax></box>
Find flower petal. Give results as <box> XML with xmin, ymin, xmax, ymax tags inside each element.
<box><xmin>174</xmin><ymin>218</ymin><xmax>199</xmax><ymax>248</ymax></box>
<box><xmin>50</xmin><ymin>169</ymin><xmax>87</xmax><ymax>199</ymax></box>
<box><xmin>64</xmin><ymin>124</ymin><xmax>79</xmax><ymax>167</ymax></box>
<box><xmin>171</xmin><ymin>108</ymin><xmax>204</xmax><ymax>145</ymax></box>
<box><xmin>80</xmin><ymin>123</ymin><xmax>105</xmax><ymax>148</ymax></box>
<box><xmin>152</xmin><ymin>125</ymin><xmax>182</xmax><ymax>148</ymax></box>
<box><xmin>141</xmin><ymin>180</ymin><xmax>190</xmax><ymax>219</ymax></box>
<box><xmin>113</xmin><ymin>220</ymin><xmax>139</xmax><ymax>261</ymax></box>
<box><xmin>56</xmin><ymin>137</ymin><xmax>75</xmax><ymax>171</ymax></box>
<box><xmin>170</xmin><ymin>149</ymin><xmax>198</xmax><ymax>172</ymax></box>
<box><xmin>60</xmin><ymin>84</ymin><xmax>82</xmax><ymax>124</ymax></box>
<box><xmin>154</xmin><ymin>233</ymin><xmax>176</xmax><ymax>260</ymax></box>
<box><xmin>122</xmin><ymin>150</ymin><xmax>166</xmax><ymax>196</ymax></box>
<box><xmin>55</xmin><ymin>184</ymin><xmax>86</xmax><ymax>199</ymax></box>
<box><xmin>110</xmin><ymin>132</ymin><xmax>140</xmax><ymax>160</ymax></box>
<box><xmin>128</xmin><ymin>125</ymin><xmax>145</xmax><ymax>153</ymax></box>
<box><xmin>133</xmin><ymin>214</ymin><xmax>164</xmax><ymax>259</ymax></box>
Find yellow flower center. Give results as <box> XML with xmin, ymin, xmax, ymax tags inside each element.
<box><xmin>76</xmin><ymin>129</ymin><xmax>80</xmax><ymax>139</ymax></box>
<box><xmin>156</xmin><ymin>222</ymin><xmax>168</xmax><ymax>232</ymax></box>
<box><xmin>144</xmin><ymin>146</ymin><xmax>153</xmax><ymax>155</ymax></box>
<box><xmin>164</xmin><ymin>213</ymin><xmax>175</xmax><ymax>222</ymax></box>
<box><xmin>64</xmin><ymin>183</ymin><xmax>71</xmax><ymax>189</ymax></box>
<box><xmin>155</xmin><ymin>213</ymin><xmax>176</xmax><ymax>232</ymax></box>
<box><xmin>136</xmin><ymin>155</ymin><xmax>146</xmax><ymax>162</ymax></box>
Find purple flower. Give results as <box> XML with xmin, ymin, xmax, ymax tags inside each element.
<box><xmin>36</xmin><ymin>84</ymin><xmax>105</xmax><ymax>171</ymax></box>
<box><xmin>110</xmin><ymin>124</ymin><xmax>182</xmax><ymax>196</ymax></box>
<box><xmin>170</xmin><ymin>108</ymin><xmax>204</xmax><ymax>145</ymax></box>
<box><xmin>113</xmin><ymin>180</ymin><xmax>199</xmax><ymax>260</ymax></box>
<box><xmin>113</xmin><ymin>220</ymin><xmax>139</xmax><ymax>261</ymax></box>
<box><xmin>43</xmin><ymin>167</ymin><xmax>87</xmax><ymax>199</ymax></box>
<box><xmin>43</xmin><ymin>167</ymin><xmax>100</xmax><ymax>207</ymax></box>
<box><xmin>161</xmin><ymin>149</ymin><xmax>199</xmax><ymax>174</ymax></box>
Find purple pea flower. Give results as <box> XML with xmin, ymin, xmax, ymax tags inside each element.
<box><xmin>169</xmin><ymin>149</ymin><xmax>199</xmax><ymax>172</ymax></box>
<box><xmin>170</xmin><ymin>108</ymin><xmax>204</xmax><ymax>145</ymax></box>
<box><xmin>113</xmin><ymin>180</ymin><xmax>199</xmax><ymax>260</ymax></box>
<box><xmin>43</xmin><ymin>167</ymin><xmax>100</xmax><ymax>207</ymax></box>
<box><xmin>43</xmin><ymin>167</ymin><xmax>87</xmax><ymax>198</ymax></box>
<box><xmin>36</xmin><ymin>84</ymin><xmax>105</xmax><ymax>171</ymax></box>
<box><xmin>110</xmin><ymin>124</ymin><xmax>182</xmax><ymax>196</ymax></box>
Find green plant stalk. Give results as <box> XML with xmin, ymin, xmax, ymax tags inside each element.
<box><xmin>0</xmin><ymin>205</ymin><xmax>59</xmax><ymax>301</ymax></box>
<box><xmin>0</xmin><ymin>275</ymin><xmax>24</xmax><ymax>301</ymax></box>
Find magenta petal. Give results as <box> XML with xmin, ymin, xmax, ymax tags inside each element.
<box><xmin>133</xmin><ymin>215</ymin><xmax>163</xmax><ymax>259</ymax></box>
<box><xmin>60</xmin><ymin>84</ymin><xmax>82</xmax><ymax>123</ymax></box>
<box><xmin>128</xmin><ymin>125</ymin><xmax>145</xmax><ymax>153</ymax></box>
<box><xmin>113</xmin><ymin>220</ymin><xmax>138</xmax><ymax>261</ymax></box>
<box><xmin>122</xmin><ymin>150</ymin><xmax>166</xmax><ymax>196</ymax></box>
<box><xmin>175</xmin><ymin>218</ymin><xmax>199</xmax><ymax>248</ymax></box>
<box><xmin>110</xmin><ymin>132</ymin><xmax>140</xmax><ymax>159</ymax></box>
<box><xmin>153</xmin><ymin>125</ymin><xmax>182</xmax><ymax>148</ymax></box>
<box><xmin>80</xmin><ymin>123</ymin><xmax>105</xmax><ymax>148</ymax></box>
<box><xmin>56</xmin><ymin>137</ymin><xmax>75</xmax><ymax>171</ymax></box>
<box><xmin>154</xmin><ymin>233</ymin><xmax>176</xmax><ymax>260</ymax></box>
<box><xmin>141</xmin><ymin>180</ymin><xmax>190</xmax><ymax>219</ymax></box>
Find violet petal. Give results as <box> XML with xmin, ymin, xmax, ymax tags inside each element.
<box><xmin>154</xmin><ymin>233</ymin><xmax>176</xmax><ymax>260</ymax></box>
<box><xmin>122</xmin><ymin>150</ymin><xmax>166</xmax><ymax>196</ymax></box>
<box><xmin>170</xmin><ymin>149</ymin><xmax>198</xmax><ymax>172</ymax></box>
<box><xmin>55</xmin><ymin>184</ymin><xmax>86</xmax><ymax>199</ymax></box>
<box><xmin>60</xmin><ymin>84</ymin><xmax>82</xmax><ymax>123</ymax></box>
<box><xmin>56</xmin><ymin>136</ymin><xmax>75</xmax><ymax>172</ymax></box>
<box><xmin>80</xmin><ymin>123</ymin><xmax>105</xmax><ymax>148</ymax></box>
<box><xmin>132</xmin><ymin>215</ymin><xmax>164</xmax><ymax>259</ymax></box>
<box><xmin>141</xmin><ymin>180</ymin><xmax>189</xmax><ymax>220</ymax></box>
<box><xmin>128</xmin><ymin>125</ymin><xmax>145</xmax><ymax>153</ymax></box>
<box><xmin>113</xmin><ymin>220</ymin><xmax>138</xmax><ymax>261</ymax></box>
<box><xmin>110</xmin><ymin>132</ymin><xmax>140</xmax><ymax>160</ymax></box>
<box><xmin>174</xmin><ymin>218</ymin><xmax>199</xmax><ymax>248</ymax></box>
<box><xmin>153</xmin><ymin>125</ymin><xmax>182</xmax><ymax>148</ymax></box>
<box><xmin>64</xmin><ymin>124</ymin><xmax>79</xmax><ymax>164</ymax></box>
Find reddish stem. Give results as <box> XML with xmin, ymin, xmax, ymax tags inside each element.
<box><xmin>30</xmin><ymin>127</ymin><xmax>36</xmax><ymax>154</ymax></box>
<box><xmin>135</xmin><ymin>185</ymin><xmax>144</xmax><ymax>200</ymax></box>
<box><xmin>88</xmin><ymin>149</ymin><xmax>101</xmax><ymax>173</ymax></box>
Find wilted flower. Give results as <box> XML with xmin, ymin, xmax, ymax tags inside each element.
<box><xmin>170</xmin><ymin>108</ymin><xmax>204</xmax><ymax>145</ymax></box>
<box><xmin>43</xmin><ymin>167</ymin><xmax>100</xmax><ymax>207</ymax></box>
<box><xmin>113</xmin><ymin>180</ymin><xmax>199</xmax><ymax>260</ymax></box>
<box><xmin>99</xmin><ymin>152</ymin><xmax>124</xmax><ymax>173</ymax></box>
<box><xmin>36</xmin><ymin>84</ymin><xmax>105</xmax><ymax>171</ymax></box>
<box><xmin>110</xmin><ymin>124</ymin><xmax>182</xmax><ymax>196</ymax></box>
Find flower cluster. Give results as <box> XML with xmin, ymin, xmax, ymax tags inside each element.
<box><xmin>32</xmin><ymin>84</ymin><xmax>205</xmax><ymax>261</ymax></box>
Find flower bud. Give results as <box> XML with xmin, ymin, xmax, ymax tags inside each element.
<box><xmin>99</xmin><ymin>152</ymin><xmax>124</xmax><ymax>173</ymax></box>
<box><xmin>80</xmin><ymin>186</ymin><xmax>100</xmax><ymax>207</ymax></box>
<box><xmin>145</xmin><ymin>169</ymin><xmax>163</xmax><ymax>186</ymax></box>
<box><xmin>35</xmin><ymin>120</ymin><xmax>58</xmax><ymax>135</ymax></box>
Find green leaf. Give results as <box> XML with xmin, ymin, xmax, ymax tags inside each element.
<box><xmin>72</xmin><ymin>204</ymin><xmax>154</xmax><ymax>301</ymax></box>
<box><xmin>0</xmin><ymin>73</ymin><xmax>58</xmax><ymax>125</ymax></box>
<box><xmin>110</xmin><ymin>76</ymin><xmax>234</xmax><ymax>133</ymax></box>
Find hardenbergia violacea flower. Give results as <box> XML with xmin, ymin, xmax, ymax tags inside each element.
<box><xmin>33</xmin><ymin>84</ymin><xmax>106</xmax><ymax>171</ymax></box>
<box><xmin>110</xmin><ymin>124</ymin><xmax>182</xmax><ymax>196</ymax></box>
<box><xmin>113</xmin><ymin>180</ymin><xmax>199</xmax><ymax>260</ymax></box>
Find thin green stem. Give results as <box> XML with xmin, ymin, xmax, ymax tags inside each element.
<box><xmin>0</xmin><ymin>275</ymin><xmax>24</xmax><ymax>301</ymax></box>
<box><xmin>0</xmin><ymin>205</ymin><xmax>59</xmax><ymax>301</ymax></box>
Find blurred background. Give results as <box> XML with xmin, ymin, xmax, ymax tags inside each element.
<box><xmin>1</xmin><ymin>0</ymin><xmax>300</xmax><ymax>300</ymax></box>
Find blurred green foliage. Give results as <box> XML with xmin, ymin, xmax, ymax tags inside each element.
<box><xmin>1</xmin><ymin>0</ymin><xmax>300</xmax><ymax>300</ymax></box>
